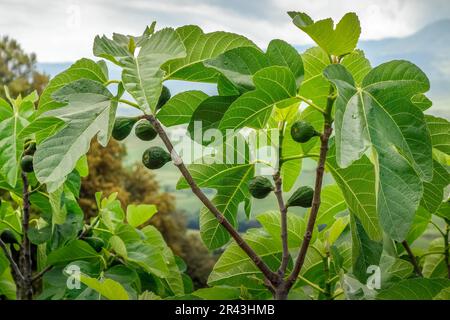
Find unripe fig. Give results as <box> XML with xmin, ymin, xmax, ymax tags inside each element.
<box><xmin>83</xmin><ymin>237</ymin><xmax>104</xmax><ymax>253</ymax></box>
<box><xmin>112</xmin><ymin>117</ymin><xmax>138</xmax><ymax>141</ymax></box>
<box><xmin>290</xmin><ymin>121</ymin><xmax>319</xmax><ymax>143</ymax></box>
<box><xmin>135</xmin><ymin>120</ymin><xmax>157</xmax><ymax>141</ymax></box>
<box><xmin>156</xmin><ymin>85</ymin><xmax>171</xmax><ymax>110</ymax></box>
<box><xmin>0</xmin><ymin>230</ymin><xmax>18</xmax><ymax>244</ymax></box>
<box><xmin>286</xmin><ymin>186</ymin><xmax>314</xmax><ymax>208</ymax></box>
<box><xmin>142</xmin><ymin>146</ymin><xmax>171</xmax><ymax>170</ymax></box>
<box><xmin>21</xmin><ymin>155</ymin><xmax>34</xmax><ymax>173</ymax></box>
<box><xmin>248</xmin><ymin>176</ymin><xmax>274</xmax><ymax>199</ymax></box>
<box><xmin>24</xmin><ymin>142</ymin><xmax>36</xmax><ymax>156</ymax></box>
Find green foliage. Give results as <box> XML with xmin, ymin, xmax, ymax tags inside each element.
<box><xmin>0</xmin><ymin>11</ymin><xmax>448</xmax><ymax>301</ymax></box>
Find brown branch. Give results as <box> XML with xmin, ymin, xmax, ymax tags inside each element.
<box><xmin>401</xmin><ymin>240</ymin><xmax>423</xmax><ymax>277</ymax></box>
<box><xmin>145</xmin><ymin>115</ymin><xmax>280</xmax><ymax>286</ymax></box>
<box><xmin>32</xmin><ymin>265</ymin><xmax>53</xmax><ymax>283</ymax></box>
<box><xmin>273</xmin><ymin>172</ymin><xmax>289</xmax><ymax>277</ymax></box>
<box><xmin>18</xmin><ymin>172</ymin><xmax>33</xmax><ymax>300</ymax></box>
<box><xmin>0</xmin><ymin>239</ymin><xmax>24</xmax><ymax>282</ymax></box>
<box><xmin>285</xmin><ymin>121</ymin><xmax>333</xmax><ymax>290</ymax></box>
<box><xmin>274</xmin><ymin>121</ymin><xmax>289</xmax><ymax>277</ymax></box>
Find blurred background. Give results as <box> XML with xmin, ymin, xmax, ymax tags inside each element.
<box><xmin>1</xmin><ymin>0</ymin><xmax>450</xmax><ymax>286</ymax></box>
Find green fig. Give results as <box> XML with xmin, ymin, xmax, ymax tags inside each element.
<box><xmin>24</xmin><ymin>141</ymin><xmax>36</xmax><ymax>156</ymax></box>
<box><xmin>248</xmin><ymin>176</ymin><xmax>274</xmax><ymax>199</ymax></box>
<box><xmin>290</xmin><ymin>121</ymin><xmax>319</xmax><ymax>143</ymax></box>
<box><xmin>0</xmin><ymin>230</ymin><xmax>18</xmax><ymax>244</ymax></box>
<box><xmin>142</xmin><ymin>146</ymin><xmax>171</xmax><ymax>170</ymax></box>
<box><xmin>286</xmin><ymin>186</ymin><xmax>314</xmax><ymax>208</ymax></box>
<box><xmin>135</xmin><ymin>120</ymin><xmax>157</xmax><ymax>141</ymax></box>
<box><xmin>21</xmin><ymin>155</ymin><xmax>34</xmax><ymax>173</ymax></box>
<box><xmin>156</xmin><ymin>85</ymin><xmax>171</xmax><ymax>110</ymax></box>
<box><xmin>83</xmin><ymin>237</ymin><xmax>105</xmax><ymax>253</ymax></box>
<box><xmin>112</xmin><ymin>117</ymin><xmax>138</xmax><ymax>141</ymax></box>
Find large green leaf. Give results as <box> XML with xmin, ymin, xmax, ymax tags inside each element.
<box><xmin>126</xmin><ymin>204</ymin><xmax>157</xmax><ymax>228</ymax></box>
<box><xmin>187</xmin><ymin>95</ymin><xmax>238</xmax><ymax>144</ymax></box>
<box><xmin>288</xmin><ymin>12</ymin><xmax>361</xmax><ymax>57</ymax></box>
<box><xmin>256</xmin><ymin>210</ymin><xmax>306</xmax><ymax>249</ymax></box>
<box><xmin>426</xmin><ymin>115</ymin><xmax>450</xmax><ymax>155</ymax></box>
<box><xmin>205</xmin><ymin>46</ymin><xmax>269</xmax><ymax>93</ymax></box>
<box><xmin>79</xmin><ymin>274</ymin><xmax>130</xmax><ymax>300</ymax></box>
<box><xmin>156</xmin><ymin>90</ymin><xmax>209</xmax><ymax>127</ymax></box>
<box><xmin>162</xmin><ymin>25</ymin><xmax>256</xmax><ymax>82</ymax></box>
<box><xmin>38</xmin><ymin>58</ymin><xmax>108</xmax><ymax>114</ymax></box>
<box><xmin>324</xmin><ymin>62</ymin><xmax>432</xmax><ymax>241</ymax></box>
<box><xmin>326</xmin><ymin>142</ymin><xmax>382</xmax><ymax>240</ymax></box>
<box><xmin>47</xmin><ymin>240</ymin><xmax>101</xmax><ymax>265</ymax></box>
<box><xmin>178</xmin><ymin>162</ymin><xmax>254</xmax><ymax>249</ymax></box>
<box><xmin>315</xmin><ymin>184</ymin><xmax>346</xmax><ymax>228</ymax></box>
<box><xmin>141</xmin><ymin>225</ymin><xmax>184</xmax><ymax>295</ymax></box>
<box><xmin>208</xmin><ymin>229</ymin><xmax>281</xmax><ymax>286</ymax></box>
<box><xmin>350</xmin><ymin>215</ymin><xmax>383</xmax><ymax>283</ymax></box>
<box><xmin>376</xmin><ymin>278</ymin><xmax>450</xmax><ymax>300</ymax></box>
<box><xmin>219</xmin><ymin>66</ymin><xmax>299</xmax><ymax>131</ymax></box>
<box><xmin>34</xmin><ymin>79</ymin><xmax>117</xmax><ymax>191</ymax></box>
<box><xmin>299</xmin><ymin>47</ymin><xmax>330</xmax><ymax>109</ymax></box>
<box><xmin>95</xmin><ymin>28</ymin><xmax>186</xmax><ymax>113</ymax></box>
<box><xmin>421</xmin><ymin>160</ymin><xmax>449</xmax><ymax>214</ymax></box>
<box><xmin>405</xmin><ymin>206</ymin><xmax>431</xmax><ymax>244</ymax></box>
<box><xmin>422</xmin><ymin>239</ymin><xmax>447</xmax><ymax>278</ymax></box>
<box><xmin>0</xmin><ymin>106</ymin><xmax>26</xmax><ymax>186</ymax></box>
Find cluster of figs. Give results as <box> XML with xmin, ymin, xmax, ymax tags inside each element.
<box><xmin>112</xmin><ymin>86</ymin><xmax>172</xmax><ymax>170</ymax></box>
<box><xmin>248</xmin><ymin>120</ymin><xmax>320</xmax><ymax>209</ymax></box>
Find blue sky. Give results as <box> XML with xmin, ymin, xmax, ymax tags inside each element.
<box><xmin>1</xmin><ymin>0</ymin><xmax>450</xmax><ymax>62</ymax></box>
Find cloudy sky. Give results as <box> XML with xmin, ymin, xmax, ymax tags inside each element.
<box><xmin>1</xmin><ymin>0</ymin><xmax>450</xmax><ymax>62</ymax></box>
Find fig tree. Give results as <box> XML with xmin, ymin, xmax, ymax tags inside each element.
<box><xmin>0</xmin><ymin>230</ymin><xmax>18</xmax><ymax>244</ymax></box>
<box><xmin>112</xmin><ymin>117</ymin><xmax>138</xmax><ymax>141</ymax></box>
<box><xmin>135</xmin><ymin>120</ymin><xmax>157</xmax><ymax>141</ymax></box>
<box><xmin>290</xmin><ymin>121</ymin><xmax>319</xmax><ymax>143</ymax></box>
<box><xmin>248</xmin><ymin>176</ymin><xmax>274</xmax><ymax>199</ymax></box>
<box><xmin>286</xmin><ymin>186</ymin><xmax>314</xmax><ymax>208</ymax></box>
<box><xmin>156</xmin><ymin>85</ymin><xmax>171</xmax><ymax>110</ymax></box>
<box><xmin>142</xmin><ymin>146</ymin><xmax>171</xmax><ymax>170</ymax></box>
<box><xmin>21</xmin><ymin>155</ymin><xmax>34</xmax><ymax>173</ymax></box>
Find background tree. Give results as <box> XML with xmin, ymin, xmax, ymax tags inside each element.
<box><xmin>0</xmin><ymin>36</ymin><xmax>48</xmax><ymax>98</ymax></box>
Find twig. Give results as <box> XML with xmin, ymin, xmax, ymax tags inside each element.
<box><xmin>285</xmin><ymin>92</ymin><xmax>334</xmax><ymax>291</ymax></box>
<box><xmin>31</xmin><ymin>265</ymin><xmax>53</xmax><ymax>283</ymax></box>
<box><xmin>145</xmin><ymin>115</ymin><xmax>280</xmax><ymax>286</ymax></box>
<box><xmin>18</xmin><ymin>172</ymin><xmax>33</xmax><ymax>300</ymax></box>
<box><xmin>401</xmin><ymin>240</ymin><xmax>423</xmax><ymax>277</ymax></box>
<box><xmin>273</xmin><ymin>122</ymin><xmax>289</xmax><ymax>277</ymax></box>
<box><xmin>0</xmin><ymin>239</ymin><xmax>24</xmax><ymax>282</ymax></box>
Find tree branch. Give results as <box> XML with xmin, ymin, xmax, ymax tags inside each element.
<box><xmin>401</xmin><ymin>240</ymin><xmax>423</xmax><ymax>277</ymax></box>
<box><xmin>32</xmin><ymin>265</ymin><xmax>53</xmax><ymax>283</ymax></box>
<box><xmin>144</xmin><ymin>115</ymin><xmax>280</xmax><ymax>285</ymax></box>
<box><xmin>18</xmin><ymin>172</ymin><xmax>33</xmax><ymax>300</ymax></box>
<box><xmin>0</xmin><ymin>239</ymin><xmax>24</xmax><ymax>282</ymax></box>
<box><xmin>285</xmin><ymin>92</ymin><xmax>334</xmax><ymax>290</ymax></box>
<box><xmin>273</xmin><ymin>122</ymin><xmax>289</xmax><ymax>277</ymax></box>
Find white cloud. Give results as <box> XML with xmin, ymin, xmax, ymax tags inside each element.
<box><xmin>1</xmin><ymin>0</ymin><xmax>449</xmax><ymax>62</ymax></box>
